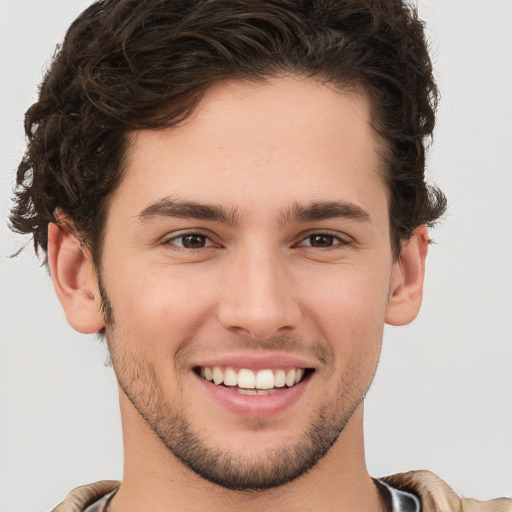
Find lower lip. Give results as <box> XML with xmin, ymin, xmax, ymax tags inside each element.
<box><xmin>195</xmin><ymin>373</ymin><xmax>311</xmax><ymax>418</ymax></box>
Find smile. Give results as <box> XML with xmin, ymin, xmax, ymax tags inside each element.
<box><xmin>197</xmin><ymin>366</ymin><xmax>311</xmax><ymax>395</ymax></box>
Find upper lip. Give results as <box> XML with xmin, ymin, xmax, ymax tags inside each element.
<box><xmin>191</xmin><ymin>353</ymin><xmax>317</xmax><ymax>370</ymax></box>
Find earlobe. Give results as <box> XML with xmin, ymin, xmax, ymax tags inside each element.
<box><xmin>47</xmin><ymin>221</ymin><xmax>105</xmax><ymax>334</ymax></box>
<box><xmin>385</xmin><ymin>225</ymin><xmax>429</xmax><ymax>326</ymax></box>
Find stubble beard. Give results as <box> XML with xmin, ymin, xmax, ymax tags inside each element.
<box><xmin>101</xmin><ymin>291</ymin><xmax>375</xmax><ymax>491</ymax></box>
<box><xmin>116</xmin><ymin>358</ymin><xmax>362</xmax><ymax>491</ymax></box>
<box><xmin>111</xmin><ymin>343</ymin><xmax>368</xmax><ymax>491</ymax></box>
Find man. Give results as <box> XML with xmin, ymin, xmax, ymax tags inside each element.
<box><xmin>8</xmin><ymin>0</ymin><xmax>512</xmax><ymax>511</ymax></box>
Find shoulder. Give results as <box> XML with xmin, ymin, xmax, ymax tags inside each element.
<box><xmin>381</xmin><ymin>470</ymin><xmax>512</xmax><ymax>512</ymax></box>
<box><xmin>51</xmin><ymin>481</ymin><xmax>120</xmax><ymax>512</ymax></box>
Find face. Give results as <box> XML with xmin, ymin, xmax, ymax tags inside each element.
<box><xmin>98</xmin><ymin>78</ymin><xmax>400</xmax><ymax>489</ymax></box>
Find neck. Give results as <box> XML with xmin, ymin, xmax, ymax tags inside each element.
<box><xmin>110</xmin><ymin>397</ymin><xmax>386</xmax><ymax>512</ymax></box>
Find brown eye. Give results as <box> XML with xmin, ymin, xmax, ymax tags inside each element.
<box><xmin>308</xmin><ymin>234</ymin><xmax>336</xmax><ymax>248</ymax></box>
<box><xmin>180</xmin><ymin>234</ymin><xmax>208</xmax><ymax>248</ymax></box>
<box><xmin>166</xmin><ymin>233</ymin><xmax>213</xmax><ymax>249</ymax></box>
<box><xmin>298</xmin><ymin>232</ymin><xmax>350</xmax><ymax>249</ymax></box>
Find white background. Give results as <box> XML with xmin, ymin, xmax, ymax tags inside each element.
<box><xmin>0</xmin><ymin>1</ymin><xmax>511</xmax><ymax>510</ymax></box>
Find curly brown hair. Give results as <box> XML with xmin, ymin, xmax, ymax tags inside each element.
<box><xmin>10</xmin><ymin>0</ymin><xmax>446</xmax><ymax>264</ymax></box>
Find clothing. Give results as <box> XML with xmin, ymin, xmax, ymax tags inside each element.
<box><xmin>83</xmin><ymin>490</ymin><xmax>116</xmax><ymax>512</ymax></box>
<box><xmin>52</xmin><ymin>470</ymin><xmax>512</xmax><ymax>512</ymax></box>
<box><xmin>52</xmin><ymin>481</ymin><xmax>118</xmax><ymax>512</ymax></box>
<box><xmin>80</xmin><ymin>483</ymin><xmax>422</xmax><ymax>512</ymax></box>
<box><xmin>381</xmin><ymin>471</ymin><xmax>512</xmax><ymax>512</ymax></box>
<box><xmin>80</xmin><ymin>484</ymin><xmax>422</xmax><ymax>512</ymax></box>
<box><xmin>376</xmin><ymin>479</ymin><xmax>421</xmax><ymax>512</ymax></box>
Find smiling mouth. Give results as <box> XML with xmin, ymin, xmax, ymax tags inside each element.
<box><xmin>195</xmin><ymin>366</ymin><xmax>314</xmax><ymax>395</ymax></box>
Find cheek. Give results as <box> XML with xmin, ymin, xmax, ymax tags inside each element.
<box><xmin>301</xmin><ymin>263</ymin><xmax>391</xmax><ymax>331</ymax></box>
<box><xmin>298</xmin><ymin>262</ymin><xmax>390</xmax><ymax>377</ymax></box>
<box><xmin>106</xmin><ymin>263</ymin><xmax>220</xmax><ymax>344</ymax></box>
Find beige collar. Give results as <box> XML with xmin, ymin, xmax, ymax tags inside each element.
<box><xmin>381</xmin><ymin>470</ymin><xmax>512</xmax><ymax>512</ymax></box>
<box><xmin>52</xmin><ymin>471</ymin><xmax>512</xmax><ymax>512</ymax></box>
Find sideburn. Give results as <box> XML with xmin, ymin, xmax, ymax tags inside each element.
<box><xmin>98</xmin><ymin>274</ymin><xmax>115</xmax><ymax>330</ymax></box>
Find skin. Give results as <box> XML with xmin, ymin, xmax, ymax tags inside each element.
<box><xmin>48</xmin><ymin>77</ymin><xmax>428</xmax><ymax>511</ymax></box>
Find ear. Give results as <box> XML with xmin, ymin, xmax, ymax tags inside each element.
<box><xmin>385</xmin><ymin>225</ymin><xmax>429</xmax><ymax>326</ymax></box>
<box><xmin>47</xmin><ymin>220</ymin><xmax>105</xmax><ymax>334</ymax></box>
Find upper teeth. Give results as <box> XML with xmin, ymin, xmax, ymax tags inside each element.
<box><xmin>200</xmin><ymin>367</ymin><xmax>305</xmax><ymax>389</ymax></box>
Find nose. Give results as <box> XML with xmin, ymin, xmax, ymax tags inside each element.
<box><xmin>217</xmin><ymin>249</ymin><xmax>302</xmax><ymax>340</ymax></box>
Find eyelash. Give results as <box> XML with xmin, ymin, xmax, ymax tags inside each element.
<box><xmin>295</xmin><ymin>231</ymin><xmax>352</xmax><ymax>249</ymax></box>
<box><xmin>163</xmin><ymin>232</ymin><xmax>219</xmax><ymax>251</ymax></box>
<box><xmin>163</xmin><ymin>230</ymin><xmax>351</xmax><ymax>251</ymax></box>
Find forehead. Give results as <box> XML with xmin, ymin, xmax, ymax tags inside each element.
<box><xmin>112</xmin><ymin>77</ymin><xmax>387</xmax><ymax>223</ymax></box>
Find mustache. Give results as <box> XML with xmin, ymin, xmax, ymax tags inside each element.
<box><xmin>175</xmin><ymin>335</ymin><xmax>330</xmax><ymax>369</ymax></box>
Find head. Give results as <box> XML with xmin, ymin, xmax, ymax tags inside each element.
<box><xmin>11</xmin><ymin>0</ymin><xmax>445</xmax><ymax>265</ymax></box>
<box><xmin>10</xmin><ymin>0</ymin><xmax>446</xmax><ymax>493</ymax></box>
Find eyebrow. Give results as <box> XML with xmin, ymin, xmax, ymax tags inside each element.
<box><xmin>138</xmin><ymin>197</ymin><xmax>241</xmax><ymax>225</ymax></box>
<box><xmin>138</xmin><ymin>197</ymin><xmax>370</xmax><ymax>226</ymax></box>
<box><xmin>280</xmin><ymin>201</ymin><xmax>371</xmax><ymax>224</ymax></box>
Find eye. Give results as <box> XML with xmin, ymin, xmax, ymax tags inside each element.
<box><xmin>298</xmin><ymin>232</ymin><xmax>350</xmax><ymax>249</ymax></box>
<box><xmin>165</xmin><ymin>233</ymin><xmax>215</xmax><ymax>249</ymax></box>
